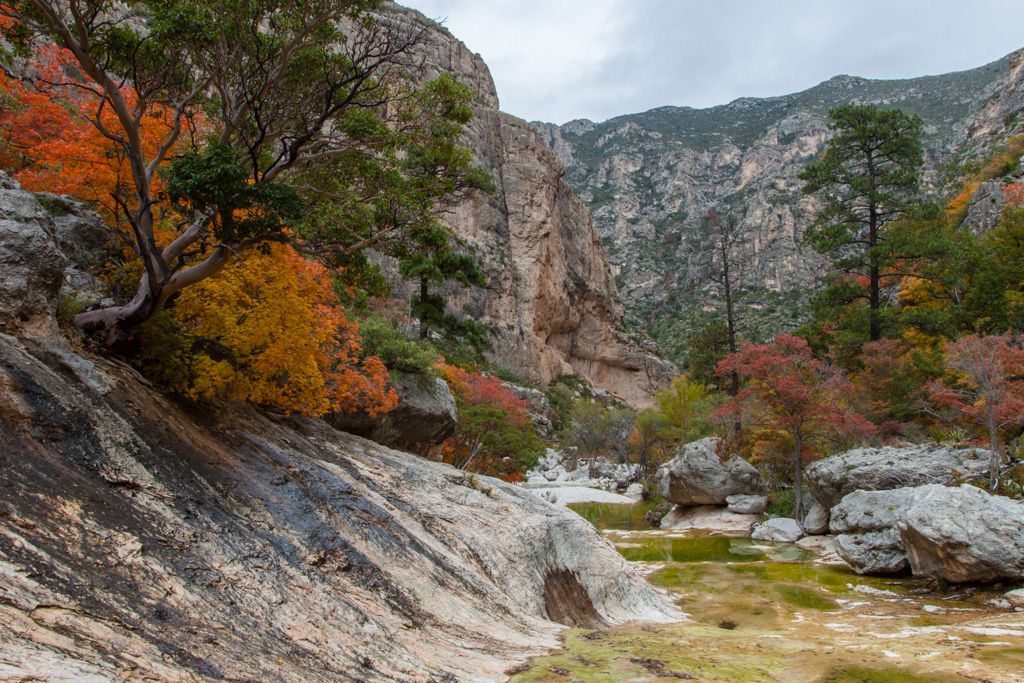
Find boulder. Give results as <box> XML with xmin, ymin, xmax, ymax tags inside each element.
<box><xmin>751</xmin><ymin>518</ymin><xmax>804</xmax><ymax>543</ymax></box>
<box><xmin>625</xmin><ymin>483</ymin><xmax>644</xmax><ymax>501</ymax></box>
<box><xmin>726</xmin><ymin>494</ymin><xmax>767</xmax><ymax>515</ymax></box>
<box><xmin>834</xmin><ymin>529</ymin><xmax>910</xmax><ymax>575</ymax></box>
<box><xmin>805</xmin><ymin>444</ymin><xmax>991</xmax><ymax>509</ymax></box>
<box><xmin>655</xmin><ymin>437</ymin><xmax>767</xmax><ymax>505</ymax></box>
<box><xmin>0</xmin><ymin>173</ymin><xmax>67</xmax><ymax>337</ymax></box>
<box><xmin>329</xmin><ymin>374</ymin><xmax>457</xmax><ymax>460</ymax></box>
<box><xmin>898</xmin><ymin>484</ymin><xmax>1024</xmax><ymax>583</ymax></box>
<box><xmin>803</xmin><ymin>500</ymin><xmax>830</xmax><ymax>535</ymax></box>
<box><xmin>1005</xmin><ymin>589</ymin><xmax>1024</xmax><ymax>609</ymax></box>
<box><xmin>660</xmin><ymin>505</ymin><xmax>759</xmax><ymax>535</ymax></box>
<box><xmin>34</xmin><ymin>193</ymin><xmax>115</xmax><ymax>267</ymax></box>
<box><xmin>829</xmin><ymin>487</ymin><xmax>928</xmax><ymax>574</ymax></box>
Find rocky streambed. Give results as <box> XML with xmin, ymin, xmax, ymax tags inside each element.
<box><xmin>509</xmin><ymin>503</ymin><xmax>1024</xmax><ymax>683</ymax></box>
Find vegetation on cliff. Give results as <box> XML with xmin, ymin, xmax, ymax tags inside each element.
<box><xmin>0</xmin><ymin>1</ymin><xmax>511</xmax><ymax>429</ymax></box>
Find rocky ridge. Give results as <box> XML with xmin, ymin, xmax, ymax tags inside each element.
<box><xmin>381</xmin><ymin>4</ymin><xmax>675</xmax><ymax>407</ymax></box>
<box><xmin>535</xmin><ymin>50</ymin><xmax>1024</xmax><ymax>363</ymax></box>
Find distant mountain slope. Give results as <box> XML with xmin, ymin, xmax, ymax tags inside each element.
<box><xmin>535</xmin><ymin>51</ymin><xmax>1024</xmax><ymax>365</ymax></box>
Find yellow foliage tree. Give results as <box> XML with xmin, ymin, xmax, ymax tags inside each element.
<box><xmin>653</xmin><ymin>374</ymin><xmax>720</xmax><ymax>445</ymax></box>
<box><xmin>140</xmin><ymin>244</ymin><xmax>397</xmax><ymax>418</ymax></box>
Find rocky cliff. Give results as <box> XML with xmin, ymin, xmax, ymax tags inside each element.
<box><xmin>0</xmin><ymin>176</ymin><xmax>681</xmax><ymax>681</ymax></box>
<box><xmin>536</xmin><ymin>50</ymin><xmax>1024</xmax><ymax>363</ymax></box>
<box><xmin>381</xmin><ymin>4</ymin><xmax>676</xmax><ymax>407</ymax></box>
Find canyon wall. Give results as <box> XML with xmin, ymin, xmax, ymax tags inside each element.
<box><xmin>384</xmin><ymin>5</ymin><xmax>676</xmax><ymax>407</ymax></box>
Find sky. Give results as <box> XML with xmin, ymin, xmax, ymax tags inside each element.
<box><xmin>400</xmin><ymin>0</ymin><xmax>1024</xmax><ymax>126</ymax></box>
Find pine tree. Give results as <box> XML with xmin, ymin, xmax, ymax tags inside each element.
<box><xmin>801</xmin><ymin>104</ymin><xmax>924</xmax><ymax>342</ymax></box>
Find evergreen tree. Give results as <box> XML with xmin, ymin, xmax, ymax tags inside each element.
<box><xmin>800</xmin><ymin>104</ymin><xmax>924</xmax><ymax>342</ymax></box>
<box><xmin>398</xmin><ymin>233</ymin><xmax>488</xmax><ymax>352</ymax></box>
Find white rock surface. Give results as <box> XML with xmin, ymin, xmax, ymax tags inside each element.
<box><xmin>726</xmin><ymin>494</ymin><xmax>767</xmax><ymax>515</ymax></box>
<box><xmin>537</xmin><ymin>487</ymin><xmax>638</xmax><ymax>506</ymax></box>
<box><xmin>795</xmin><ymin>535</ymin><xmax>846</xmax><ymax>565</ymax></box>
<box><xmin>0</xmin><ymin>334</ymin><xmax>681</xmax><ymax>682</ymax></box>
<box><xmin>660</xmin><ymin>505</ymin><xmax>759</xmax><ymax>535</ymax></box>
<box><xmin>1005</xmin><ymin>589</ymin><xmax>1024</xmax><ymax>609</ymax></box>
<box><xmin>751</xmin><ymin>518</ymin><xmax>805</xmax><ymax>543</ymax></box>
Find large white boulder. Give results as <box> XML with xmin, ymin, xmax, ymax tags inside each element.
<box><xmin>829</xmin><ymin>487</ymin><xmax>929</xmax><ymax>574</ymax></box>
<box><xmin>802</xmin><ymin>500</ymin><xmax>830</xmax><ymax>536</ymax></box>
<box><xmin>898</xmin><ymin>485</ymin><xmax>1024</xmax><ymax>583</ymax></box>
<box><xmin>751</xmin><ymin>518</ymin><xmax>804</xmax><ymax>543</ymax></box>
<box><xmin>655</xmin><ymin>437</ymin><xmax>767</xmax><ymax>506</ymax></box>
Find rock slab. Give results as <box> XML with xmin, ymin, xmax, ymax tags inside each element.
<box><xmin>751</xmin><ymin>518</ymin><xmax>804</xmax><ymax>543</ymax></box>
<box><xmin>0</xmin><ymin>334</ymin><xmax>680</xmax><ymax>682</ymax></box>
<box><xmin>660</xmin><ymin>505</ymin><xmax>759</xmax><ymax>535</ymax></box>
<box><xmin>805</xmin><ymin>444</ymin><xmax>991</xmax><ymax>509</ymax></box>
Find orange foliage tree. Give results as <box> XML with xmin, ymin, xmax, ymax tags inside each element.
<box><xmin>138</xmin><ymin>243</ymin><xmax>396</xmax><ymax>418</ymax></box>
<box><xmin>437</xmin><ymin>364</ymin><xmax>543</xmax><ymax>480</ymax></box>
<box><xmin>1</xmin><ymin>1</ymin><xmax>485</xmax><ymax>339</ymax></box>
<box><xmin>928</xmin><ymin>333</ymin><xmax>1024</xmax><ymax>491</ymax></box>
<box><xmin>711</xmin><ymin>335</ymin><xmax>876</xmax><ymax>523</ymax></box>
<box><xmin>0</xmin><ymin>44</ymin><xmax>190</xmax><ymax>236</ymax></box>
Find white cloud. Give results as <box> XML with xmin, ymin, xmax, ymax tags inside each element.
<box><xmin>400</xmin><ymin>0</ymin><xmax>1024</xmax><ymax>125</ymax></box>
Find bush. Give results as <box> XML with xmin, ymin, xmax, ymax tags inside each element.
<box><xmin>137</xmin><ymin>244</ymin><xmax>397</xmax><ymax>418</ymax></box>
<box><xmin>356</xmin><ymin>312</ymin><xmax>441</xmax><ymax>379</ymax></box>
<box><xmin>438</xmin><ymin>364</ymin><xmax>544</xmax><ymax>480</ymax></box>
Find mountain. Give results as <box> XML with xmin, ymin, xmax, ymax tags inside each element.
<box><xmin>534</xmin><ymin>51</ymin><xmax>1024</xmax><ymax>365</ymax></box>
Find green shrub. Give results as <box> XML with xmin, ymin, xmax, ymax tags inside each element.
<box><xmin>357</xmin><ymin>313</ymin><xmax>441</xmax><ymax>379</ymax></box>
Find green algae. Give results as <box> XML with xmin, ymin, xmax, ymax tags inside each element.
<box><xmin>508</xmin><ymin>625</ymin><xmax>785</xmax><ymax>683</ymax></box>
<box><xmin>568</xmin><ymin>501</ymin><xmax>657</xmax><ymax>531</ymax></box>
<box><xmin>979</xmin><ymin>646</ymin><xmax>1024</xmax><ymax>668</ymax></box>
<box><xmin>774</xmin><ymin>584</ymin><xmax>840</xmax><ymax>611</ymax></box>
<box><xmin>615</xmin><ymin>535</ymin><xmax>819</xmax><ymax>564</ymax></box>
<box><xmin>823</xmin><ymin>665</ymin><xmax>962</xmax><ymax>682</ymax></box>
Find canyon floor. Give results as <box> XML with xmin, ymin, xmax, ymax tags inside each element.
<box><xmin>509</xmin><ymin>505</ymin><xmax>1024</xmax><ymax>683</ymax></box>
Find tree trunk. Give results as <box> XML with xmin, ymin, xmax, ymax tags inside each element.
<box><xmin>988</xmin><ymin>415</ymin><xmax>1000</xmax><ymax>493</ymax></box>
<box><xmin>868</xmin><ymin>206</ymin><xmax>881</xmax><ymax>342</ymax></box>
<box><xmin>793</xmin><ymin>432</ymin><xmax>804</xmax><ymax>526</ymax></box>
<box><xmin>723</xmin><ymin>251</ymin><xmax>741</xmax><ymax>434</ymax></box>
<box><xmin>419</xmin><ymin>277</ymin><xmax>429</xmax><ymax>340</ymax></box>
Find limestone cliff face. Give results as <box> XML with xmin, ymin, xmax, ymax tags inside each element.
<box><xmin>535</xmin><ymin>51</ymin><xmax>1024</xmax><ymax>362</ymax></box>
<box><xmin>383</xmin><ymin>4</ymin><xmax>676</xmax><ymax>407</ymax></box>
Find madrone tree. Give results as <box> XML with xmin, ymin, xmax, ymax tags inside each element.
<box><xmin>800</xmin><ymin>104</ymin><xmax>924</xmax><ymax>342</ymax></box>
<box><xmin>0</xmin><ymin>0</ymin><xmax>486</xmax><ymax>337</ymax></box>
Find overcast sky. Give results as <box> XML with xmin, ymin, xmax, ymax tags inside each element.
<box><xmin>400</xmin><ymin>0</ymin><xmax>1024</xmax><ymax>125</ymax></box>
